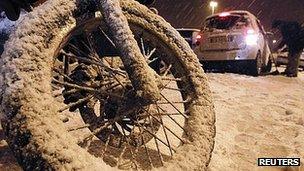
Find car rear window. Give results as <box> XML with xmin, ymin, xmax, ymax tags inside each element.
<box><xmin>205</xmin><ymin>15</ymin><xmax>246</xmax><ymax>30</ymax></box>
<box><xmin>178</xmin><ymin>31</ymin><xmax>193</xmax><ymax>38</ymax></box>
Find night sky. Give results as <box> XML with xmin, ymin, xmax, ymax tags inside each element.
<box><xmin>152</xmin><ymin>0</ymin><xmax>304</xmax><ymax>30</ymax></box>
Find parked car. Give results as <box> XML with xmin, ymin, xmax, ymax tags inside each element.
<box><xmin>273</xmin><ymin>46</ymin><xmax>304</xmax><ymax>69</ymax></box>
<box><xmin>176</xmin><ymin>28</ymin><xmax>200</xmax><ymax>49</ymax></box>
<box><xmin>194</xmin><ymin>10</ymin><xmax>272</xmax><ymax>75</ymax></box>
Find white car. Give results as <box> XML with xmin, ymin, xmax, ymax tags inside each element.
<box><xmin>194</xmin><ymin>10</ymin><xmax>272</xmax><ymax>75</ymax></box>
<box><xmin>176</xmin><ymin>28</ymin><xmax>200</xmax><ymax>49</ymax></box>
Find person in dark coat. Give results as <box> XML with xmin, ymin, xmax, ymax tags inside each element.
<box><xmin>272</xmin><ymin>20</ymin><xmax>304</xmax><ymax>77</ymax></box>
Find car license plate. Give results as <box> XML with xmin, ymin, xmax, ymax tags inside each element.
<box><xmin>209</xmin><ymin>36</ymin><xmax>234</xmax><ymax>43</ymax></box>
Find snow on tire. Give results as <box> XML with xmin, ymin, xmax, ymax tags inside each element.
<box><xmin>0</xmin><ymin>0</ymin><xmax>215</xmax><ymax>170</ymax></box>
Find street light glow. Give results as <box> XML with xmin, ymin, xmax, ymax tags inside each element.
<box><xmin>210</xmin><ymin>1</ymin><xmax>218</xmax><ymax>15</ymax></box>
<box><xmin>210</xmin><ymin>1</ymin><xmax>218</xmax><ymax>8</ymax></box>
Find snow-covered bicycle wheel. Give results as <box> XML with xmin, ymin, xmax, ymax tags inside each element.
<box><xmin>0</xmin><ymin>0</ymin><xmax>215</xmax><ymax>170</ymax></box>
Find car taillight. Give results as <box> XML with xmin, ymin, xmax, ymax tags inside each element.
<box><xmin>219</xmin><ymin>12</ymin><xmax>230</xmax><ymax>17</ymax></box>
<box><xmin>195</xmin><ymin>34</ymin><xmax>202</xmax><ymax>46</ymax></box>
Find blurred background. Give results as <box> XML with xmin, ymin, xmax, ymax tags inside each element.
<box><xmin>152</xmin><ymin>0</ymin><xmax>304</xmax><ymax>30</ymax></box>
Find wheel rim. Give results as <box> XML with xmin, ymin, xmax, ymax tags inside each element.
<box><xmin>51</xmin><ymin>17</ymin><xmax>193</xmax><ymax>169</ymax></box>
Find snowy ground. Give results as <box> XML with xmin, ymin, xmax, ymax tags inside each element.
<box><xmin>1</xmin><ymin>70</ymin><xmax>303</xmax><ymax>170</ymax></box>
<box><xmin>207</xmin><ymin>70</ymin><xmax>304</xmax><ymax>171</ymax></box>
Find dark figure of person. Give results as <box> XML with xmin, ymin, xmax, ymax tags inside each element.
<box><xmin>272</xmin><ymin>20</ymin><xmax>304</xmax><ymax>77</ymax></box>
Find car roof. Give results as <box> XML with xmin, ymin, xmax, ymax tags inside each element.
<box><xmin>206</xmin><ymin>10</ymin><xmax>256</xmax><ymax>20</ymax></box>
<box><xmin>176</xmin><ymin>28</ymin><xmax>200</xmax><ymax>32</ymax></box>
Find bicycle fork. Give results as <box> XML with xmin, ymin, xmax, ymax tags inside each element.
<box><xmin>99</xmin><ymin>0</ymin><xmax>161</xmax><ymax>103</ymax></box>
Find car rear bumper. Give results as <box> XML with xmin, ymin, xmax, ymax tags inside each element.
<box><xmin>194</xmin><ymin>47</ymin><xmax>258</xmax><ymax>61</ymax></box>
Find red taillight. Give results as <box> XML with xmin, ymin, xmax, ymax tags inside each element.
<box><xmin>219</xmin><ymin>12</ymin><xmax>230</xmax><ymax>17</ymax></box>
<box><xmin>195</xmin><ymin>34</ymin><xmax>202</xmax><ymax>46</ymax></box>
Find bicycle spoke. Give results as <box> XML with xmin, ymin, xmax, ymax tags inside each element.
<box><xmin>143</xmin><ymin>141</ymin><xmax>154</xmax><ymax>168</ymax></box>
<box><xmin>147</xmin><ymin>57</ymin><xmax>159</xmax><ymax>64</ymax></box>
<box><xmin>162</xmin><ymin>64</ymin><xmax>172</xmax><ymax>77</ymax></box>
<box><xmin>52</xmin><ymin>78</ymin><xmax>95</xmax><ymax>92</ymax></box>
<box><xmin>105</xmin><ymin>83</ymin><xmax>120</xmax><ymax>91</ymax></box>
<box><xmin>160</xmin><ymin>78</ymin><xmax>173</xmax><ymax>91</ymax></box>
<box><xmin>156</xmin><ymin>105</ymin><xmax>188</xmax><ymax>133</ymax></box>
<box><xmin>81</xmin><ymin>122</ymin><xmax>112</xmax><ymax>144</ymax></box>
<box><xmin>157</xmin><ymin>99</ymin><xmax>190</xmax><ymax>104</ymax></box>
<box><xmin>153</xmin><ymin>135</ymin><xmax>164</xmax><ymax>166</ymax></box>
<box><xmin>53</xmin><ymin>68</ymin><xmax>74</xmax><ymax>83</ymax></box>
<box><xmin>137</xmin><ymin>123</ymin><xmax>176</xmax><ymax>153</ymax></box>
<box><xmin>140</xmin><ymin>37</ymin><xmax>146</xmax><ymax>57</ymax></box>
<box><xmin>121</xmin><ymin>126</ymin><xmax>138</xmax><ymax>170</ymax></box>
<box><xmin>160</xmin><ymin>93</ymin><xmax>189</xmax><ymax>119</ymax></box>
<box><xmin>80</xmin><ymin>39</ymin><xmax>95</xmax><ymax>55</ymax></box>
<box><xmin>62</xmin><ymin>89</ymin><xmax>80</xmax><ymax>97</ymax></box>
<box><xmin>146</xmin><ymin>48</ymin><xmax>156</xmax><ymax>59</ymax></box>
<box><xmin>60</xmin><ymin>50</ymin><xmax>126</xmax><ymax>76</ymax></box>
<box><xmin>54</xmin><ymin>89</ymin><xmax>78</xmax><ymax>98</ymax></box>
<box><xmin>117</xmin><ymin>143</ymin><xmax>128</xmax><ymax>167</ymax></box>
<box><xmin>99</xmin><ymin>80</ymin><xmax>117</xmax><ymax>87</ymax></box>
<box><xmin>86</xmin><ymin>34</ymin><xmax>97</xmax><ymax>54</ymax></box>
<box><xmin>68</xmin><ymin>124</ymin><xmax>90</xmax><ymax>132</ymax></box>
<box><xmin>80</xmin><ymin>108</ymin><xmax>135</xmax><ymax>144</ymax></box>
<box><xmin>139</xmin><ymin>112</ymin><xmax>189</xmax><ymax>117</ymax></box>
<box><xmin>140</xmin><ymin>105</ymin><xmax>164</xmax><ymax>168</ymax></box>
<box><xmin>62</xmin><ymin>55</ymin><xmax>70</xmax><ymax>75</ymax></box>
<box><xmin>58</xmin><ymin>95</ymin><xmax>93</xmax><ymax>112</ymax></box>
<box><xmin>102</xmin><ymin>60</ymin><xmax>128</xmax><ymax>90</ymax></box>
<box><xmin>161</xmin><ymin>76</ymin><xmax>183</xmax><ymax>82</ymax></box>
<box><xmin>101</xmin><ymin>134</ymin><xmax>112</xmax><ymax>157</ymax></box>
<box><xmin>52</xmin><ymin>78</ymin><xmax>124</xmax><ymax>99</ymax></box>
<box><xmin>156</xmin><ymin>107</ymin><xmax>173</xmax><ymax>156</ymax></box>
<box><xmin>136</xmin><ymin>117</ymin><xmax>154</xmax><ymax>168</ymax></box>
<box><xmin>162</xmin><ymin>86</ymin><xmax>183</xmax><ymax>91</ymax></box>
<box><xmin>142</xmin><ymin>107</ymin><xmax>185</xmax><ymax>144</ymax></box>
<box><xmin>99</xmin><ymin>27</ymin><xmax>116</xmax><ymax>48</ymax></box>
<box><xmin>76</xmin><ymin>40</ymin><xmax>103</xmax><ymax>73</ymax></box>
<box><xmin>118</xmin><ymin>122</ymin><xmax>133</xmax><ymax>133</ymax></box>
<box><xmin>68</xmin><ymin>42</ymin><xmax>88</xmax><ymax>57</ymax></box>
<box><xmin>81</xmin><ymin>34</ymin><xmax>109</xmax><ymax>79</ymax></box>
<box><xmin>146</xmin><ymin>115</ymin><xmax>164</xmax><ymax>166</ymax></box>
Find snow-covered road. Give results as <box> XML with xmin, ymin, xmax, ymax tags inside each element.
<box><xmin>1</xmin><ymin>71</ymin><xmax>303</xmax><ymax>170</ymax></box>
<box><xmin>208</xmin><ymin>71</ymin><xmax>304</xmax><ymax>171</ymax></box>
